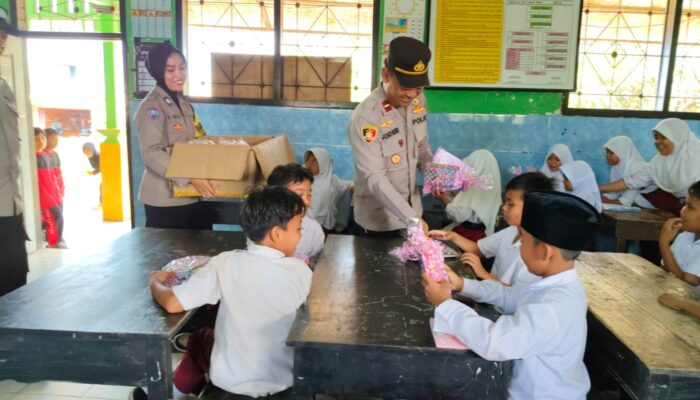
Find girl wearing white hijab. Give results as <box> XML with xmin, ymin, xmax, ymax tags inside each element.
<box><xmin>304</xmin><ymin>148</ymin><xmax>353</xmax><ymax>232</ymax></box>
<box><xmin>601</xmin><ymin>135</ymin><xmax>654</xmax><ymax>208</ymax></box>
<box><xmin>432</xmin><ymin>149</ymin><xmax>502</xmax><ymax>240</ymax></box>
<box><xmin>560</xmin><ymin>160</ymin><xmax>603</xmax><ymax>212</ymax></box>
<box><xmin>600</xmin><ymin>118</ymin><xmax>700</xmax><ymax>215</ymax></box>
<box><xmin>540</xmin><ymin>144</ymin><xmax>574</xmax><ymax>192</ymax></box>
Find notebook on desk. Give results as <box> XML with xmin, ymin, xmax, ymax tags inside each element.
<box><xmin>602</xmin><ymin>204</ymin><xmax>642</xmax><ymax>212</ymax></box>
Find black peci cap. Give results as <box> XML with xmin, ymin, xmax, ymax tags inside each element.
<box><xmin>521</xmin><ymin>191</ymin><xmax>602</xmax><ymax>251</ymax></box>
<box><xmin>0</xmin><ymin>7</ymin><xmax>18</xmax><ymax>36</ymax></box>
<box><xmin>386</xmin><ymin>36</ymin><xmax>431</xmax><ymax>88</ymax></box>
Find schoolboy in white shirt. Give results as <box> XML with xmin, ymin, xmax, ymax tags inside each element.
<box><xmin>268</xmin><ymin>163</ymin><xmax>325</xmax><ymax>261</ymax></box>
<box><xmin>430</xmin><ymin>172</ymin><xmax>553</xmax><ymax>286</ymax></box>
<box><xmin>423</xmin><ymin>191</ymin><xmax>602</xmax><ymax>400</ymax></box>
<box><xmin>659</xmin><ymin>180</ymin><xmax>700</xmax><ymax>286</ymax></box>
<box><xmin>138</xmin><ymin>186</ymin><xmax>312</xmax><ymax>399</ymax></box>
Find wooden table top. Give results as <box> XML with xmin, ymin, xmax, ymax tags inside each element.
<box><xmin>0</xmin><ymin>228</ymin><xmax>246</xmax><ymax>336</ymax></box>
<box><xmin>603</xmin><ymin>208</ymin><xmax>674</xmax><ymax>225</ymax></box>
<box><xmin>577</xmin><ymin>252</ymin><xmax>700</xmax><ymax>373</ymax></box>
<box><xmin>288</xmin><ymin>234</ymin><xmax>497</xmax><ymax>350</ymax></box>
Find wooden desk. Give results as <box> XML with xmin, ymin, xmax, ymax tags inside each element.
<box><xmin>287</xmin><ymin>235</ymin><xmax>512</xmax><ymax>399</ymax></box>
<box><xmin>577</xmin><ymin>252</ymin><xmax>700</xmax><ymax>400</ymax></box>
<box><xmin>0</xmin><ymin>228</ymin><xmax>246</xmax><ymax>400</ymax></box>
<box><xmin>602</xmin><ymin>209</ymin><xmax>674</xmax><ymax>252</ymax></box>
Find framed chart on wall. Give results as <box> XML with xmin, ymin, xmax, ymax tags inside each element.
<box><xmin>428</xmin><ymin>0</ymin><xmax>582</xmax><ymax>90</ymax></box>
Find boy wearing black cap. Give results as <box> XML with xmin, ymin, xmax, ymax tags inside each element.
<box><xmin>423</xmin><ymin>191</ymin><xmax>602</xmax><ymax>400</ymax></box>
<box><xmin>348</xmin><ymin>36</ymin><xmax>433</xmax><ymax>236</ymax></box>
<box><xmin>0</xmin><ymin>7</ymin><xmax>29</xmax><ymax>296</ymax></box>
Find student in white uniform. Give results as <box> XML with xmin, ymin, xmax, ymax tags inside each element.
<box><xmin>423</xmin><ymin>191</ymin><xmax>603</xmax><ymax>400</ymax></box>
<box><xmin>429</xmin><ymin>172</ymin><xmax>553</xmax><ymax>287</ymax></box>
<box><xmin>267</xmin><ymin>163</ymin><xmax>325</xmax><ymax>261</ymax></box>
<box><xmin>560</xmin><ymin>160</ymin><xmax>603</xmax><ymax>212</ymax></box>
<box><xmin>540</xmin><ymin>143</ymin><xmax>574</xmax><ymax>192</ymax></box>
<box><xmin>601</xmin><ymin>135</ymin><xmax>654</xmax><ymax>208</ymax></box>
<box><xmin>304</xmin><ymin>148</ymin><xmax>353</xmax><ymax>232</ymax></box>
<box><xmin>659</xmin><ymin>180</ymin><xmax>700</xmax><ymax>286</ymax></box>
<box><xmin>135</xmin><ymin>187</ymin><xmax>312</xmax><ymax>400</ymax></box>
<box><xmin>432</xmin><ymin>149</ymin><xmax>502</xmax><ymax>241</ymax></box>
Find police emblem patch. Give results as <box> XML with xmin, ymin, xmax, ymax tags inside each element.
<box><xmin>362</xmin><ymin>124</ymin><xmax>377</xmax><ymax>143</ymax></box>
<box><xmin>148</xmin><ymin>107</ymin><xmax>160</xmax><ymax>120</ymax></box>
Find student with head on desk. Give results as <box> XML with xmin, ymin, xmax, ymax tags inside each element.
<box><xmin>133</xmin><ymin>42</ymin><xmax>214</xmax><ymax>229</ymax></box>
<box><xmin>658</xmin><ymin>180</ymin><xmax>700</xmax><ymax>287</ymax></box>
<box><xmin>131</xmin><ymin>186</ymin><xmax>312</xmax><ymax>399</ymax></box>
<box><xmin>423</xmin><ymin>191</ymin><xmax>602</xmax><ymax>400</ymax></box>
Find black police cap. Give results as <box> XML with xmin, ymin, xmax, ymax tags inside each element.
<box><xmin>386</xmin><ymin>36</ymin><xmax>431</xmax><ymax>88</ymax></box>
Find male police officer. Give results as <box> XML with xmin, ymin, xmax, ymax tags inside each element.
<box><xmin>0</xmin><ymin>8</ymin><xmax>29</xmax><ymax>296</ymax></box>
<box><xmin>349</xmin><ymin>36</ymin><xmax>432</xmax><ymax>236</ymax></box>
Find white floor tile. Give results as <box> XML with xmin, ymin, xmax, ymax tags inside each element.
<box><xmin>81</xmin><ymin>385</ymin><xmax>132</xmax><ymax>400</ymax></box>
<box><xmin>12</xmin><ymin>394</ymin><xmax>81</xmax><ymax>400</ymax></box>
<box><xmin>0</xmin><ymin>380</ymin><xmax>28</xmax><ymax>394</ymax></box>
<box><xmin>20</xmin><ymin>382</ymin><xmax>90</xmax><ymax>397</ymax></box>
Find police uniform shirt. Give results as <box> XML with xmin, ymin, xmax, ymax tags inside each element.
<box><xmin>173</xmin><ymin>242</ymin><xmax>312</xmax><ymax>397</ymax></box>
<box><xmin>134</xmin><ymin>85</ymin><xmax>198</xmax><ymax>207</ymax></box>
<box><xmin>349</xmin><ymin>84</ymin><xmax>432</xmax><ymax>231</ymax></box>
<box><xmin>434</xmin><ymin>269</ymin><xmax>590</xmax><ymax>400</ymax></box>
<box><xmin>670</xmin><ymin>231</ymin><xmax>700</xmax><ymax>276</ymax></box>
<box><xmin>0</xmin><ymin>77</ymin><xmax>22</xmax><ymax>217</ymax></box>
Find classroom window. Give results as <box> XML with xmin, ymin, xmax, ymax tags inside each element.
<box><xmin>185</xmin><ymin>0</ymin><xmax>375</xmax><ymax>103</ymax></box>
<box><xmin>567</xmin><ymin>0</ymin><xmax>700</xmax><ymax>114</ymax></box>
<box><xmin>24</xmin><ymin>0</ymin><xmax>121</xmax><ymax>33</ymax></box>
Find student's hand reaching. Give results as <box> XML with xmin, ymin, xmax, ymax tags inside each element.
<box><xmin>658</xmin><ymin>293</ymin><xmax>684</xmax><ymax>311</ymax></box>
<box><xmin>443</xmin><ymin>265</ymin><xmax>464</xmax><ymax>292</ymax></box>
<box><xmin>660</xmin><ymin>218</ymin><xmax>683</xmax><ymax>246</ymax></box>
<box><xmin>150</xmin><ymin>270</ymin><xmax>175</xmax><ymax>285</ymax></box>
<box><xmin>432</xmin><ymin>188</ymin><xmax>453</xmax><ymax>205</ymax></box>
<box><xmin>421</xmin><ymin>271</ymin><xmax>452</xmax><ymax>307</ymax></box>
<box><xmin>460</xmin><ymin>253</ymin><xmax>487</xmax><ymax>280</ymax></box>
<box><xmin>428</xmin><ymin>229</ymin><xmax>454</xmax><ymax>242</ymax></box>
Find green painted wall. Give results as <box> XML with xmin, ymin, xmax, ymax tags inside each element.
<box><xmin>0</xmin><ymin>0</ymin><xmax>11</xmax><ymax>19</ymax></box>
<box><xmin>376</xmin><ymin>0</ymin><xmax>564</xmax><ymax>115</ymax></box>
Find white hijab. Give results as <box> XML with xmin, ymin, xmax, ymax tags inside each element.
<box><xmin>540</xmin><ymin>144</ymin><xmax>574</xmax><ymax>191</ymax></box>
<box><xmin>560</xmin><ymin>160</ymin><xmax>602</xmax><ymax>212</ymax></box>
<box><xmin>448</xmin><ymin>149</ymin><xmax>502</xmax><ymax>235</ymax></box>
<box><xmin>649</xmin><ymin>118</ymin><xmax>700</xmax><ymax>196</ymax></box>
<box><xmin>604</xmin><ymin>135</ymin><xmax>647</xmax><ymax>181</ymax></box>
<box><xmin>305</xmin><ymin>148</ymin><xmax>351</xmax><ymax>230</ymax></box>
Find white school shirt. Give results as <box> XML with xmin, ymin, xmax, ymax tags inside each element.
<box><xmin>173</xmin><ymin>242</ymin><xmax>312</xmax><ymax>397</ymax></box>
<box><xmin>477</xmin><ymin>226</ymin><xmax>540</xmax><ymax>286</ymax></box>
<box><xmin>294</xmin><ymin>215</ymin><xmax>325</xmax><ymax>260</ymax></box>
<box><xmin>670</xmin><ymin>231</ymin><xmax>700</xmax><ymax>277</ymax></box>
<box><xmin>434</xmin><ymin>269</ymin><xmax>590</xmax><ymax>400</ymax></box>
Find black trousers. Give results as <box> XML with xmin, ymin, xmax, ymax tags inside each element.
<box><xmin>0</xmin><ymin>213</ymin><xmax>29</xmax><ymax>297</ymax></box>
<box><xmin>144</xmin><ymin>202</ymin><xmax>213</xmax><ymax>230</ymax></box>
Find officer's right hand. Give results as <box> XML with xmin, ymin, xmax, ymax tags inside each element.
<box><xmin>191</xmin><ymin>178</ymin><xmax>218</xmax><ymax>198</ymax></box>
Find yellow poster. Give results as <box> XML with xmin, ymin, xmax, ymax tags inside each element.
<box><xmin>434</xmin><ymin>0</ymin><xmax>503</xmax><ymax>83</ymax></box>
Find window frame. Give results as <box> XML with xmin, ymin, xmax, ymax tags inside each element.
<box><xmin>562</xmin><ymin>0</ymin><xmax>700</xmax><ymax>120</ymax></box>
<box><xmin>182</xmin><ymin>0</ymin><xmax>380</xmax><ymax>109</ymax></box>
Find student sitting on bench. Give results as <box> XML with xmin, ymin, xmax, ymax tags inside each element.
<box><xmin>659</xmin><ymin>180</ymin><xmax>700</xmax><ymax>286</ymax></box>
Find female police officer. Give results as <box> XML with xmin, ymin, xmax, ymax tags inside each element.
<box><xmin>134</xmin><ymin>42</ymin><xmax>214</xmax><ymax>229</ymax></box>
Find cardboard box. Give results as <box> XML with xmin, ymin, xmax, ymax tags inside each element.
<box><xmin>165</xmin><ymin>135</ymin><xmax>296</xmax><ymax>197</ymax></box>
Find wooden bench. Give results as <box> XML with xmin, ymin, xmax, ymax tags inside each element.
<box><xmin>577</xmin><ymin>252</ymin><xmax>700</xmax><ymax>400</ymax></box>
<box><xmin>287</xmin><ymin>234</ymin><xmax>512</xmax><ymax>400</ymax></box>
<box><xmin>0</xmin><ymin>228</ymin><xmax>246</xmax><ymax>400</ymax></box>
<box><xmin>602</xmin><ymin>209</ymin><xmax>674</xmax><ymax>252</ymax></box>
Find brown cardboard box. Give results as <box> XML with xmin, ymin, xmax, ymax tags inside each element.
<box><xmin>165</xmin><ymin>135</ymin><xmax>296</xmax><ymax>198</ymax></box>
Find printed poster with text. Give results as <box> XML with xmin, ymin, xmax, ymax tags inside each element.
<box><xmin>428</xmin><ymin>0</ymin><xmax>581</xmax><ymax>90</ymax></box>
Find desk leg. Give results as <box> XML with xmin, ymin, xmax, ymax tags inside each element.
<box><xmin>615</xmin><ymin>237</ymin><xmax>628</xmax><ymax>253</ymax></box>
<box><xmin>145</xmin><ymin>339</ymin><xmax>173</xmax><ymax>400</ymax></box>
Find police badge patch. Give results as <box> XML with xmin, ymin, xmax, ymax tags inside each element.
<box><xmin>362</xmin><ymin>123</ymin><xmax>378</xmax><ymax>143</ymax></box>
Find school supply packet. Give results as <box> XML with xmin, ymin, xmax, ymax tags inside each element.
<box><xmin>422</xmin><ymin>148</ymin><xmax>492</xmax><ymax>195</ymax></box>
<box><xmin>161</xmin><ymin>255</ymin><xmax>211</xmax><ymax>287</ymax></box>
<box><xmin>391</xmin><ymin>225</ymin><xmax>449</xmax><ymax>282</ymax></box>
<box><xmin>430</xmin><ymin>317</ymin><xmax>469</xmax><ymax>350</ymax></box>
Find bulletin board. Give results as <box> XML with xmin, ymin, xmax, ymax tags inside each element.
<box><xmin>428</xmin><ymin>0</ymin><xmax>581</xmax><ymax>90</ymax></box>
<box><xmin>381</xmin><ymin>0</ymin><xmax>428</xmax><ymax>55</ymax></box>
